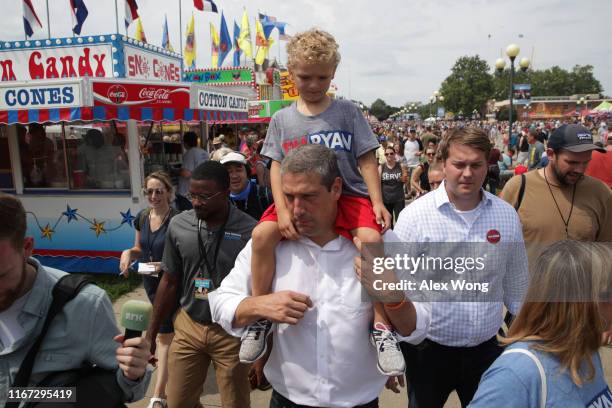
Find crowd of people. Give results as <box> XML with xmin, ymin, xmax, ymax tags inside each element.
<box><xmin>1</xmin><ymin>27</ymin><xmax>611</xmax><ymax>408</ymax></box>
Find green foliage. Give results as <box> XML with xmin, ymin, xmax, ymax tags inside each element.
<box><xmin>440</xmin><ymin>56</ymin><xmax>494</xmax><ymax>116</ymax></box>
<box><xmin>370</xmin><ymin>98</ymin><xmax>399</xmax><ymax>121</ymax></box>
<box><xmin>492</xmin><ymin>64</ymin><xmax>602</xmax><ymax>99</ymax></box>
<box><xmin>84</xmin><ymin>272</ymin><xmax>143</xmax><ymax>302</ymax></box>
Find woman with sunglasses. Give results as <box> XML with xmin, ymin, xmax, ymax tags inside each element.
<box><xmin>119</xmin><ymin>171</ymin><xmax>179</xmax><ymax>408</ymax></box>
<box><xmin>380</xmin><ymin>145</ymin><xmax>407</xmax><ymax>227</ymax></box>
<box><xmin>470</xmin><ymin>240</ymin><xmax>612</xmax><ymax>408</ymax></box>
<box><xmin>411</xmin><ymin>147</ymin><xmax>437</xmax><ymax>197</ymax></box>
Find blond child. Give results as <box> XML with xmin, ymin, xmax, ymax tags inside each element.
<box><xmin>240</xmin><ymin>29</ymin><xmax>405</xmax><ymax>376</ymax></box>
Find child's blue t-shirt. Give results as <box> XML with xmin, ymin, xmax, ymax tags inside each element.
<box><xmin>261</xmin><ymin>99</ymin><xmax>379</xmax><ymax>197</ymax></box>
<box><xmin>469</xmin><ymin>341</ymin><xmax>611</xmax><ymax>407</ymax></box>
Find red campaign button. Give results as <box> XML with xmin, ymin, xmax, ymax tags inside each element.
<box><xmin>487</xmin><ymin>229</ymin><xmax>501</xmax><ymax>244</ymax></box>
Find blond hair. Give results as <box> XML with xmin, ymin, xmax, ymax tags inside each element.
<box><xmin>501</xmin><ymin>240</ymin><xmax>612</xmax><ymax>386</ymax></box>
<box><xmin>144</xmin><ymin>171</ymin><xmax>175</xmax><ymax>204</ymax></box>
<box><xmin>287</xmin><ymin>28</ymin><xmax>341</xmax><ymax>69</ymax></box>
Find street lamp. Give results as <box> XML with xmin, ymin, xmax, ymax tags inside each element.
<box><xmin>496</xmin><ymin>44</ymin><xmax>530</xmax><ymax>139</ymax></box>
<box><xmin>431</xmin><ymin>92</ymin><xmax>443</xmax><ymax>119</ymax></box>
<box><xmin>577</xmin><ymin>96</ymin><xmax>589</xmax><ymax>115</ymax></box>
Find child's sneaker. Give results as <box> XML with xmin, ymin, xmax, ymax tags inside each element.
<box><xmin>370</xmin><ymin>322</ymin><xmax>405</xmax><ymax>376</ymax></box>
<box><xmin>239</xmin><ymin>319</ymin><xmax>273</xmax><ymax>363</ymax></box>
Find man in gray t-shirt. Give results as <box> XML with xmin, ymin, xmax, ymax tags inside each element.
<box><xmin>146</xmin><ymin>161</ymin><xmax>255</xmax><ymax>408</ymax></box>
<box><xmin>262</xmin><ymin>99</ymin><xmax>379</xmax><ymax>197</ymax></box>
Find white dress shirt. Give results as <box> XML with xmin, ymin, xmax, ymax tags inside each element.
<box><xmin>210</xmin><ymin>233</ymin><xmax>430</xmax><ymax>407</ymax></box>
<box><xmin>394</xmin><ymin>181</ymin><xmax>528</xmax><ymax>347</ymax></box>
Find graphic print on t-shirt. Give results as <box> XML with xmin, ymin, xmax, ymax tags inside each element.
<box><xmin>281</xmin><ymin>130</ymin><xmax>354</xmax><ymax>154</ymax></box>
<box><xmin>587</xmin><ymin>387</ymin><xmax>612</xmax><ymax>408</ymax></box>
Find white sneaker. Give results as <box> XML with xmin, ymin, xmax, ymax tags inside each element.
<box><xmin>239</xmin><ymin>319</ymin><xmax>273</xmax><ymax>363</ymax></box>
<box><xmin>370</xmin><ymin>322</ymin><xmax>406</xmax><ymax>376</ymax></box>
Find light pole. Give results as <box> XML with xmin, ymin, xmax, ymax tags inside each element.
<box><xmin>578</xmin><ymin>96</ymin><xmax>589</xmax><ymax>117</ymax></box>
<box><xmin>495</xmin><ymin>44</ymin><xmax>530</xmax><ymax>139</ymax></box>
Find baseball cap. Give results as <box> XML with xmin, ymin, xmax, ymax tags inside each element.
<box><xmin>220</xmin><ymin>152</ymin><xmax>247</xmax><ymax>165</ymax></box>
<box><xmin>548</xmin><ymin>124</ymin><xmax>606</xmax><ymax>153</ymax></box>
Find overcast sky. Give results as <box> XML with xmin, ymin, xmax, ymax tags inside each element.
<box><xmin>1</xmin><ymin>0</ymin><xmax>610</xmax><ymax>106</ymax></box>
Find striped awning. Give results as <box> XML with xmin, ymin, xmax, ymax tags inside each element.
<box><xmin>0</xmin><ymin>106</ymin><xmax>248</xmax><ymax>125</ymax></box>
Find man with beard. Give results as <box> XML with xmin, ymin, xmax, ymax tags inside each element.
<box><xmin>146</xmin><ymin>161</ymin><xmax>256</xmax><ymax>408</ymax></box>
<box><xmin>500</xmin><ymin>124</ymin><xmax>612</xmax><ymax>246</ymax></box>
<box><xmin>0</xmin><ymin>193</ymin><xmax>151</xmax><ymax>406</ymax></box>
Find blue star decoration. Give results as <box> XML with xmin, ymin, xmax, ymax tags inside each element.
<box><xmin>120</xmin><ymin>209</ymin><xmax>136</xmax><ymax>227</ymax></box>
<box><xmin>62</xmin><ymin>205</ymin><xmax>79</xmax><ymax>223</ymax></box>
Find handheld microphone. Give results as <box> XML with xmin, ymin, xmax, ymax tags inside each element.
<box><xmin>120</xmin><ymin>300</ymin><xmax>152</xmax><ymax>340</ymax></box>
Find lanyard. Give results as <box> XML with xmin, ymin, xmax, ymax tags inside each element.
<box><xmin>197</xmin><ymin>218</ymin><xmax>227</xmax><ymax>287</ymax></box>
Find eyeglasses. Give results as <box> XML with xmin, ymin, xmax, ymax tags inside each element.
<box><xmin>143</xmin><ymin>188</ymin><xmax>166</xmax><ymax>196</ymax></box>
<box><xmin>186</xmin><ymin>191</ymin><xmax>223</xmax><ymax>203</ymax></box>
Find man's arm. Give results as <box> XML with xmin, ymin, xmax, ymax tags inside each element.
<box><xmin>86</xmin><ymin>291</ymin><xmax>152</xmax><ymax>402</ymax></box>
<box><xmin>146</xmin><ymin>271</ymin><xmax>179</xmax><ymax>342</ymax></box>
<box><xmin>209</xmin><ymin>241</ymin><xmax>311</xmax><ymax>336</ymax></box>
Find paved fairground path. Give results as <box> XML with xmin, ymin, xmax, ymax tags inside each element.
<box><xmin>113</xmin><ymin>285</ymin><xmax>612</xmax><ymax>408</ymax></box>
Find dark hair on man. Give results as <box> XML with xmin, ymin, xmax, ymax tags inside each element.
<box><xmin>438</xmin><ymin>127</ymin><xmax>491</xmax><ymax>162</ymax></box>
<box><xmin>280</xmin><ymin>144</ymin><xmax>340</xmax><ymax>191</ymax></box>
<box><xmin>0</xmin><ymin>193</ymin><xmax>27</xmax><ymax>250</ymax></box>
<box><xmin>191</xmin><ymin>161</ymin><xmax>230</xmax><ymax>190</ymax></box>
<box><xmin>183</xmin><ymin>131</ymin><xmax>198</xmax><ymax>148</ymax></box>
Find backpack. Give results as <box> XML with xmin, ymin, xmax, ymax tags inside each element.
<box><xmin>8</xmin><ymin>274</ymin><xmax>128</xmax><ymax>408</ymax></box>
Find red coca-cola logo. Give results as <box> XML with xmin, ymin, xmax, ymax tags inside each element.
<box><xmin>108</xmin><ymin>85</ymin><xmax>127</xmax><ymax>104</ymax></box>
<box><xmin>138</xmin><ymin>88</ymin><xmax>171</xmax><ymax>101</ymax></box>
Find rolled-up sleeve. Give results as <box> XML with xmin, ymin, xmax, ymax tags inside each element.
<box><xmin>396</xmin><ymin>301</ymin><xmax>431</xmax><ymax>345</ymax></box>
<box><xmin>209</xmin><ymin>241</ymin><xmax>253</xmax><ymax>338</ymax></box>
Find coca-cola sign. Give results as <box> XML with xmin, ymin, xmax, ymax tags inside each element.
<box><xmin>138</xmin><ymin>87</ymin><xmax>170</xmax><ymax>102</ymax></box>
<box><xmin>93</xmin><ymin>80</ymin><xmax>190</xmax><ymax>108</ymax></box>
<box><xmin>107</xmin><ymin>85</ymin><xmax>127</xmax><ymax>104</ymax></box>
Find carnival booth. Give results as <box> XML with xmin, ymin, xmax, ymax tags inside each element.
<box><xmin>184</xmin><ymin>66</ymin><xmax>285</xmax><ymax>146</ymax></box>
<box><xmin>0</xmin><ymin>34</ymin><xmax>247</xmax><ymax>273</ymax></box>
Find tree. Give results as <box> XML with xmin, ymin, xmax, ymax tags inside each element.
<box><xmin>370</xmin><ymin>98</ymin><xmax>396</xmax><ymax>121</ymax></box>
<box><xmin>440</xmin><ymin>56</ymin><xmax>494</xmax><ymax>116</ymax></box>
<box><xmin>492</xmin><ymin>64</ymin><xmax>602</xmax><ymax>99</ymax></box>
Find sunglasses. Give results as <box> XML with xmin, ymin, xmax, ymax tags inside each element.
<box><xmin>186</xmin><ymin>191</ymin><xmax>223</xmax><ymax>203</ymax></box>
<box><xmin>426</xmin><ymin>153</ymin><xmax>435</xmax><ymax>156</ymax></box>
<box><xmin>143</xmin><ymin>188</ymin><xmax>166</xmax><ymax>196</ymax></box>
<box><xmin>385</xmin><ymin>153</ymin><xmax>395</xmax><ymax>156</ymax></box>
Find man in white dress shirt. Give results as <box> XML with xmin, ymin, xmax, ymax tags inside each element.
<box><xmin>394</xmin><ymin>127</ymin><xmax>529</xmax><ymax>408</ymax></box>
<box><xmin>210</xmin><ymin>144</ymin><xmax>429</xmax><ymax>408</ymax></box>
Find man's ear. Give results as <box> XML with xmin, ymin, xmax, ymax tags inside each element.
<box><xmin>23</xmin><ymin>237</ymin><xmax>34</xmax><ymax>259</ymax></box>
<box><xmin>331</xmin><ymin>177</ymin><xmax>342</xmax><ymax>198</ymax></box>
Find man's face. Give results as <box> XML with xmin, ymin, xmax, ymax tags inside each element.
<box><xmin>0</xmin><ymin>238</ymin><xmax>33</xmax><ymax>312</ymax></box>
<box><xmin>443</xmin><ymin>144</ymin><xmax>487</xmax><ymax>201</ymax></box>
<box><xmin>548</xmin><ymin>149</ymin><xmax>592</xmax><ymax>186</ymax></box>
<box><xmin>189</xmin><ymin>179</ymin><xmax>228</xmax><ymax>220</ymax></box>
<box><xmin>289</xmin><ymin>61</ymin><xmax>336</xmax><ymax>104</ymax></box>
<box><xmin>225</xmin><ymin>163</ymin><xmax>248</xmax><ymax>193</ymax></box>
<box><xmin>282</xmin><ymin>171</ymin><xmax>341</xmax><ymax>240</ymax></box>
<box><xmin>428</xmin><ymin>170</ymin><xmax>444</xmax><ymax>190</ymax></box>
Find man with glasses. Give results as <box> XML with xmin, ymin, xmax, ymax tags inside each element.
<box><xmin>146</xmin><ymin>161</ymin><xmax>256</xmax><ymax>408</ymax></box>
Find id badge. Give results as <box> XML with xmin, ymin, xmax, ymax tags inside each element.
<box><xmin>194</xmin><ymin>277</ymin><xmax>213</xmax><ymax>300</ymax></box>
